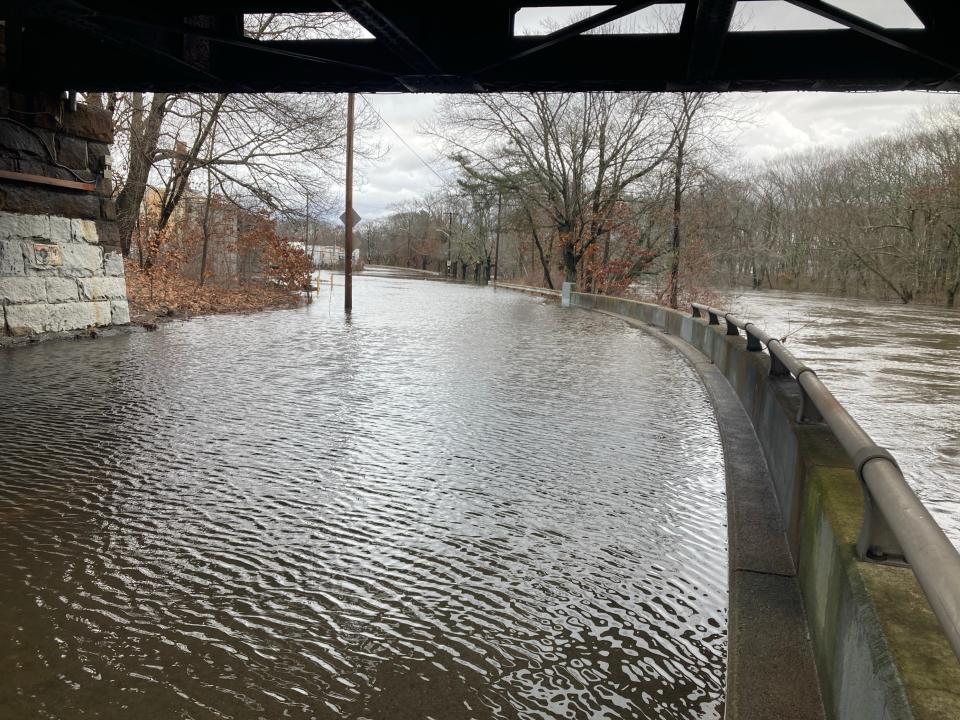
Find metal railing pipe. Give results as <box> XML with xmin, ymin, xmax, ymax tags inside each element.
<box><xmin>724</xmin><ymin>312</ymin><xmax>748</xmax><ymax>330</ymax></box>
<box><xmin>862</xmin><ymin>460</ymin><xmax>960</xmax><ymax>660</ymax></box>
<box><xmin>743</xmin><ymin>323</ymin><xmax>773</xmax><ymax>346</ymax></box>
<box><xmin>690</xmin><ymin>302</ymin><xmax>960</xmax><ymax>661</ymax></box>
<box><xmin>796</xmin><ymin>372</ymin><xmax>872</xmax><ymax>451</ymax></box>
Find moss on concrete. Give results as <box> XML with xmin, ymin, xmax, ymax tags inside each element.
<box><xmin>797</xmin><ymin>434</ymin><xmax>960</xmax><ymax>718</ymax></box>
<box><xmin>861</xmin><ymin>563</ymin><xmax>960</xmax><ymax>719</ymax></box>
<box><xmin>792</xmin><ymin>430</ymin><xmax>960</xmax><ymax>719</ymax></box>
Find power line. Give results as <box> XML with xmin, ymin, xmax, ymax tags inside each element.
<box><xmin>359</xmin><ymin>94</ymin><xmax>448</xmax><ymax>185</ymax></box>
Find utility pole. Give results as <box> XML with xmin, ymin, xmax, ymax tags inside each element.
<box><xmin>305</xmin><ymin>191</ymin><xmax>312</xmax><ymax>265</ymax></box>
<box><xmin>494</xmin><ymin>191</ymin><xmax>502</xmax><ymax>284</ymax></box>
<box><xmin>446</xmin><ymin>212</ymin><xmax>453</xmax><ymax>277</ymax></box>
<box><xmin>344</xmin><ymin>92</ymin><xmax>355</xmax><ymax>313</ymax></box>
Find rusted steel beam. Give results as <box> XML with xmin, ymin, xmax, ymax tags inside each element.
<box><xmin>0</xmin><ymin>169</ymin><xmax>96</xmax><ymax>192</ymax></box>
<box><xmin>476</xmin><ymin>1</ymin><xmax>659</xmax><ymax>75</ymax></box>
<box><xmin>6</xmin><ymin>9</ymin><xmax>960</xmax><ymax>92</ymax></box>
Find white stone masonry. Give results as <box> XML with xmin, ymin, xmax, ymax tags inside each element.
<box><xmin>0</xmin><ymin>210</ymin><xmax>129</xmax><ymax>336</ymax></box>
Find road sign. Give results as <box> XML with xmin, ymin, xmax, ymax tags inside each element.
<box><xmin>340</xmin><ymin>208</ymin><xmax>362</xmax><ymax>226</ymax></box>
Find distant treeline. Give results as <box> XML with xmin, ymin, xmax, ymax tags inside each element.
<box><xmin>704</xmin><ymin>105</ymin><xmax>960</xmax><ymax>306</ymax></box>
<box><xmin>365</xmin><ymin>95</ymin><xmax>960</xmax><ymax>307</ymax></box>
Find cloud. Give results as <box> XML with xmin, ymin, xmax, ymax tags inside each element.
<box><xmin>334</xmin><ymin>94</ymin><xmax>451</xmax><ymax>219</ymax></box>
<box><xmin>730</xmin><ymin>91</ymin><xmax>954</xmax><ymax>166</ymax></box>
<box><xmin>329</xmin><ymin>90</ymin><xmax>957</xmax><ymax>220</ymax></box>
<box><xmin>322</xmin><ymin>3</ymin><xmax>951</xmax><ymax>218</ymax></box>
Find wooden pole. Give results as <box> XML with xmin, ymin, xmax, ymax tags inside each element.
<box><xmin>344</xmin><ymin>92</ymin><xmax>355</xmax><ymax>313</ymax></box>
<box><xmin>447</xmin><ymin>212</ymin><xmax>453</xmax><ymax>277</ymax></box>
<box><xmin>494</xmin><ymin>191</ymin><xmax>502</xmax><ymax>283</ymax></box>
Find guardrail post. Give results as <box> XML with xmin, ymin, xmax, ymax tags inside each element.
<box><xmin>707</xmin><ymin>310</ymin><xmax>720</xmax><ymax>325</ymax></box>
<box><xmin>692</xmin><ymin>305</ymin><xmax>701</xmax><ymax>318</ymax></box>
<box><xmin>795</xmin><ymin>370</ymin><xmax>824</xmax><ymax>423</ymax></box>
<box><xmin>768</xmin><ymin>346</ymin><xmax>790</xmax><ymax>377</ymax></box>
<box><xmin>854</xmin><ymin>449</ymin><xmax>907</xmax><ymax>565</ymax></box>
<box><xmin>724</xmin><ymin>314</ymin><xmax>739</xmax><ymax>336</ymax></box>
<box><xmin>744</xmin><ymin>325</ymin><xmax>762</xmax><ymax>351</ymax></box>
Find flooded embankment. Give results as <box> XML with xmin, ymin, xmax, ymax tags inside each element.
<box><xmin>0</xmin><ymin>275</ymin><xmax>727</xmax><ymax>719</ymax></box>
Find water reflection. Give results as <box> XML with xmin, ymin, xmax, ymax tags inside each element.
<box><xmin>0</xmin><ymin>276</ymin><xmax>726</xmax><ymax>719</ymax></box>
<box><xmin>731</xmin><ymin>289</ymin><xmax>960</xmax><ymax>547</ymax></box>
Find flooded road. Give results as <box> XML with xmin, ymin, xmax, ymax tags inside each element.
<box><xmin>0</xmin><ymin>275</ymin><xmax>726</xmax><ymax>719</ymax></box>
<box><xmin>730</xmin><ymin>290</ymin><xmax>960</xmax><ymax>549</ymax></box>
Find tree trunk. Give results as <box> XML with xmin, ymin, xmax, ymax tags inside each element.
<box><xmin>156</xmin><ymin>94</ymin><xmax>228</xmax><ymax>239</ymax></box>
<box><xmin>523</xmin><ymin>207</ymin><xmax>554</xmax><ymax>290</ymax></box>
<box><xmin>846</xmin><ymin>240</ymin><xmax>914</xmax><ymax>304</ymax></box>
<box><xmin>668</xmin><ymin>144</ymin><xmax>684</xmax><ymax>309</ymax></box>
<box><xmin>199</xmin><ymin>206</ymin><xmax>211</xmax><ymax>287</ymax></box>
<box><xmin>198</xmin><ymin>168</ymin><xmax>213</xmax><ymax>287</ymax></box>
<box><xmin>115</xmin><ymin>92</ymin><xmax>169</xmax><ymax>257</ymax></box>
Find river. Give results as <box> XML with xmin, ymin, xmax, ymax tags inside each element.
<box><xmin>729</xmin><ymin>289</ymin><xmax>960</xmax><ymax>549</ymax></box>
<box><xmin>0</xmin><ymin>274</ymin><xmax>727</xmax><ymax>720</ymax></box>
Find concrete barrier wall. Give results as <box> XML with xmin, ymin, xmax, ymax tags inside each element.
<box><xmin>491</xmin><ymin>281</ymin><xmax>560</xmax><ymax>299</ymax></box>
<box><xmin>570</xmin><ymin>291</ymin><xmax>960</xmax><ymax>720</ymax></box>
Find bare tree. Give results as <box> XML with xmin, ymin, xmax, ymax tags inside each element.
<box><xmin>429</xmin><ymin>92</ymin><xmax>674</xmax><ymax>284</ymax></box>
<box><xmin>115</xmin><ymin>92</ymin><xmax>169</xmax><ymax>256</ymax></box>
<box><xmin>107</xmin><ymin>12</ymin><xmax>377</xmax><ymax>260</ymax></box>
<box><xmin>665</xmin><ymin>92</ymin><xmax>730</xmax><ymax>308</ymax></box>
<box><xmin>690</xmin><ymin>100</ymin><xmax>960</xmax><ymax>306</ymax></box>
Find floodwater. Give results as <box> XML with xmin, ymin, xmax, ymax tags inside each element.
<box><xmin>729</xmin><ymin>289</ymin><xmax>960</xmax><ymax>549</ymax></box>
<box><xmin>0</xmin><ymin>274</ymin><xmax>727</xmax><ymax>720</ymax></box>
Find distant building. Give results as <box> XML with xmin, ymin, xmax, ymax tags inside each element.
<box><xmin>312</xmin><ymin>245</ymin><xmax>360</xmax><ymax>267</ymax></box>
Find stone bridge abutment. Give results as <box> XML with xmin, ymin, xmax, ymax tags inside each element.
<box><xmin>0</xmin><ymin>91</ymin><xmax>128</xmax><ymax>342</ymax></box>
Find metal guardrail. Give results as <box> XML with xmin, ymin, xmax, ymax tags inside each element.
<box><xmin>691</xmin><ymin>302</ymin><xmax>960</xmax><ymax>661</ymax></box>
<box><xmin>491</xmin><ymin>282</ymin><xmax>561</xmax><ymax>297</ymax></box>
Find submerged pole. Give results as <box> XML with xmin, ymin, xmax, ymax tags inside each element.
<box><xmin>494</xmin><ymin>191</ymin><xmax>502</xmax><ymax>283</ymax></box>
<box><xmin>344</xmin><ymin>92</ymin><xmax>355</xmax><ymax>313</ymax></box>
<box><xmin>447</xmin><ymin>212</ymin><xmax>453</xmax><ymax>277</ymax></box>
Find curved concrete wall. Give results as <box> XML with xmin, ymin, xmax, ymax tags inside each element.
<box><xmin>570</xmin><ymin>292</ymin><xmax>960</xmax><ymax>720</ymax></box>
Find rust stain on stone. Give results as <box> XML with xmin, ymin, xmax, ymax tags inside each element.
<box><xmin>32</xmin><ymin>243</ymin><xmax>62</xmax><ymax>268</ymax></box>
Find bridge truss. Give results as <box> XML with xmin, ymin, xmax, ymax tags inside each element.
<box><xmin>2</xmin><ymin>1</ymin><xmax>960</xmax><ymax>93</ymax></box>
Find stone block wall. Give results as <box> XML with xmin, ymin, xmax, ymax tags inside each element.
<box><xmin>0</xmin><ymin>91</ymin><xmax>128</xmax><ymax>338</ymax></box>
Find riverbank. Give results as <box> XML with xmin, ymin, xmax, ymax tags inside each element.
<box><xmin>124</xmin><ymin>259</ymin><xmax>306</xmax><ymax>326</ymax></box>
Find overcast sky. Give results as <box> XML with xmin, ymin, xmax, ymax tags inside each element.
<box><xmin>332</xmin><ymin>1</ymin><xmax>958</xmax><ymax>220</ymax></box>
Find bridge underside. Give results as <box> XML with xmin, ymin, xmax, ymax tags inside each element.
<box><xmin>2</xmin><ymin>1</ymin><xmax>960</xmax><ymax>93</ymax></box>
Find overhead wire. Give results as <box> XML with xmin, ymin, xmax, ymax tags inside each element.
<box><xmin>356</xmin><ymin>95</ymin><xmax>501</xmax><ymax>255</ymax></box>
<box><xmin>358</xmin><ymin>94</ymin><xmax>448</xmax><ymax>185</ymax></box>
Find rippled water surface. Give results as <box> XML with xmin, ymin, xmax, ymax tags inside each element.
<box><xmin>730</xmin><ymin>290</ymin><xmax>960</xmax><ymax>548</ymax></box>
<box><xmin>0</xmin><ymin>275</ymin><xmax>726</xmax><ymax>720</ymax></box>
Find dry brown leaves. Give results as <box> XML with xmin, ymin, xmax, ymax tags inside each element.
<box><xmin>125</xmin><ymin>259</ymin><xmax>304</xmax><ymax>319</ymax></box>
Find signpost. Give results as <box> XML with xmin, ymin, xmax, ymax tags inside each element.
<box><xmin>343</xmin><ymin>93</ymin><xmax>356</xmax><ymax>313</ymax></box>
